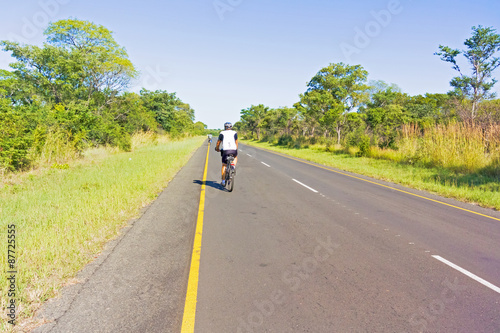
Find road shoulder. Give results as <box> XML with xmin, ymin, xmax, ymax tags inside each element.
<box><xmin>32</xmin><ymin>144</ymin><xmax>208</xmax><ymax>333</ymax></box>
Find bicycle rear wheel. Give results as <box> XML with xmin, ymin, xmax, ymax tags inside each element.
<box><xmin>227</xmin><ymin>167</ymin><xmax>234</xmax><ymax>192</ymax></box>
<box><xmin>225</xmin><ymin>156</ymin><xmax>235</xmax><ymax>192</ymax></box>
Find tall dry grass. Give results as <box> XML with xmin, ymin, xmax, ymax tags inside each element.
<box><xmin>1</xmin><ymin>132</ymin><xmax>171</xmax><ymax>191</ymax></box>
<box><xmin>28</xmin><ymin>130</ymin><xmax>80</xmax><ymax>169</ymax></box>
<box><xmin>370</xmin><ymin>122</ymin><xmax>500</xmax><ymax>174</ymax></box>
<box><xmin>131</xmin><ymin>131</ymin><xmax>180</xmax><ymax>149</ymax></box>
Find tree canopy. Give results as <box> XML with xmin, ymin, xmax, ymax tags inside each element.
<box><xmin>0</xmin><ymin>19</ymin><xmax>202</xmax><ymax>172</ymax></box>
<box><xmin>435</xmin><ymin>25</ymin><xmax>500</xmax><ymax>120</ymax></box>
<box><xmin>296</xmin><ymin>63</ymin><xmax>369</xmax><ymax>143</ymax></box>
<box><xmin>236</xmin><ymin>26</ymin><xmax>500</xmax><ymax>153</ymax></box>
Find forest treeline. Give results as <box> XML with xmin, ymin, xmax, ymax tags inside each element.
<box><xmin>236</xmin><ymin>26</ymin><xmax>500</xmax><ymax>174</ymax></box>
<box><xmin>0</xmin><ymin>19</ymin><xmax>206</xmax><ymax>172</ymax></box>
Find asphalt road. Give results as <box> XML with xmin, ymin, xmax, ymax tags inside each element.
<box><xmin>34</xmin><ymin>142</ymin><xmax>500</xmax><ymax>333</ymax></box>
<box><xmin>196</xmin><ymin>143</ymin><xmax>500</xmax><ymax>333</ymax></box>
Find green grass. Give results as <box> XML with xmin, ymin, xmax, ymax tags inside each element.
<box><xmin>242</xmin><ymin>139</ymin><xmax>500</xmax><ymax>210</ymax></box>
<box><xmin>0</xmin><ymin>136</ymin><xmax>204</xmax><ymax>331</ymax></box>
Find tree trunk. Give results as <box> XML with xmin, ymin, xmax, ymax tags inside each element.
<box><xmin>336</xmin><ymin>125</ymin><xmax>341</xmax><ymax>145</ymax></box>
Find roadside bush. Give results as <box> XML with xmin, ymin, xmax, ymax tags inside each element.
<box><xmin>260</xmin><ymin>133</ymin><xmax>276</xmax><ymax>143</ymax></box>
<box><xmin>109</xmin><ymin>93</ymin><xmax>159</xmax><ymax>134</ymax></box>
<box><xmin>0</xmin><ymin>102</ymin><xmax>34</xmax><ymax>171</ymax></box>
<box><xmin>242</xmin><ymin>133</ymin><xmax>256</xmax><ymax>140</ymax></box>
<box><xmin>324</xmin><ymin>138</ymin><xmax>337</xmax><ymax>152</ymax></box>
<box><xmin>358</xmin><ymin>134</ymin><xmax>371</xmax><ymax>156</ymax></box>
<box><xmin>344</xmin><ymin>125</ymin><xmax>372</xmax><ymax>156</ymax></box>
<box><xmin>278</xmin><ymin>134</ymin><xmax>294</xmax><ymax>147</ymax></box>
<box><xmin>294</xmin><ymin>136</ymin><xmax>308</xmax><ymax>149</ymax></box>
<box><xmin>310</xmin><ymin>136</ymin><xmax>327</xmax><ymax>145</ymax></box>
<box><xmin>102</xmin><ymin>123</ymin><xmax>132</xmax><ymax>152</ymax></box>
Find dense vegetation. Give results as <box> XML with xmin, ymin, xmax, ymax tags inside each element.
<box><xmin>236</xmin><ymin>26</ymin><xmax>500</xmax><ymax>176</ymax></box>
<box><xmin>0</xmin><ymin>19</ymin><xmax>207</xmax><ymax>174</ymax></box>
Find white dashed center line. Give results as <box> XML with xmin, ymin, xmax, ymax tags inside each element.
<box><xmin>292</xmin><ymin>179</ymin><xmax>318</xmax><ymax>193</ymax></box>
<box><xmin>432</xmin><ymin>255</ymin><xmax>500</xmax><ymax>294</ymax></box>
<box><xmin>261</xmin><ymin>162</ymin><xmax>271</xmax><ymax>167</ymax></box>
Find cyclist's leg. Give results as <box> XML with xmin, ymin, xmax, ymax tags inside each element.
<box><xmin>221</xmin><ymin>151</ymin><xmax>228</xmax><ymax>181</ymax></box>
<box><xmin>221</xmin><ymin>163</ymin><xmax>227</xmax><ymax>180</ymax></box>
<box><xmin>220</xmin><ymin>151</ymin><xmax>224</xmax><ymax>180</ymax></box>
<box><xmin>233</xmin><ymin>150</ymin><xmax>238</xmax><ymax>166</ymax></box>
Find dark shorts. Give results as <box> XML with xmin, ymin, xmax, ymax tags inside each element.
<box><xmin>221</xmin><ymin>150</ymin><xmax>238</xmax><ymax>164</ymax></box>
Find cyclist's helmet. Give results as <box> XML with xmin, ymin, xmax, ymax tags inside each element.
<box><xmin>224</xmin><ymin>122</ymin><xmax>232</xmax><ymax>130</ymax></box>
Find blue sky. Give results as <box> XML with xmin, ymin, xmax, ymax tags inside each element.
<box><xmin>1</xmin><ymin>0</ymin><xmax>500</xmax><ymax>129</ymax></box>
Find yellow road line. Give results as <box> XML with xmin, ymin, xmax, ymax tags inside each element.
<box><xmin>181</xmin><ymin>144</ymin><xmax>210</xmax><ymax>333</ymax></box>
<box><xmin>252</xmin><ymin>145</ymin><xmax>500</xmax><ymax>223</ymax></box>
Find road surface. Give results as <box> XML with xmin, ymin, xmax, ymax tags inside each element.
<box><xmin>34</xmin><ymin>143</ymin><xmax>500</xmax><ymax>333</ymax></box>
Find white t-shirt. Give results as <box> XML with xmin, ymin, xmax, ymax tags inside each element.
<box><xmin>219</xmin><ymin>130</ymin><xmax>238</xmax><ymax>151</ymax></box>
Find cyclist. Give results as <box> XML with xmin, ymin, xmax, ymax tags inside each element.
<box><xmin>215</xmin><ymin>122</ymin><xmax>238</xmax><ymax>186</ymax></box>
<box><xmin>208</xmin><ymin>134</ymin><xmax>212</xmax><ymax>144</ymax></box>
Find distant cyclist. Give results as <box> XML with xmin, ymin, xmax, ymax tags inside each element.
<box><xmin>215</xmin><ymin>122</ymin><xmax>238</xmax><ymax>186</ymax></box>
<box><xmin>208</xmin><ymin>134</ymin><xmax>212</xmax><ymax>144</ymax></box>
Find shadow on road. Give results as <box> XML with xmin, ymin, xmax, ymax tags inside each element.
<box><xmin>193</xmin><ymin>179</ymin><xmax>224</xmax><ymax>191</ymax></box>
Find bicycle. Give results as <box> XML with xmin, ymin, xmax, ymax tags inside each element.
<box><xmin>224</xmin><ymin>155</ymin><xmax>236</xmax><ymax>192</ymax></box>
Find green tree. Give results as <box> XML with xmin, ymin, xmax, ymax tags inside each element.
<box><xmin>106</xmin><ymin>92</ymin><xmax>158</xmax><ymax>134</ymax></box>
<box><xmin>44</xmin><ymin>19</ymin><xmax>137</xmax><ymax>99</ymax></box>
<box><xmin>435</xmin><ymin>25</ymin><xmax>500</xmax><ymax>121</ymax></box>
<box><xmin>0</xmin><ymin>44</ymin><xmax>80</xmax><ymax>104</ymax></box>
<box><xmin>1</xmin><ymin>19</ymin><xmax>137</xmax><ymax>105</ymax></box>
<box><xmin>170</xmin><ymin>101</ymin><xmax>195</xmax><ymax>135</ymax></box>
<box><xmin>257</xmin><ymin>107</ymin><xmax>299</xmax><ymax>141</ymax></box>
<box><xmin>240</xmin><ymin>104</ymin><xmax>269</xmax><ymax>140</ymax></box>
<box><xmin>361</xmin><ymin>88</ymin><xmax>410</xmax><ymax>148</ymax></box>
<box><xmin>140</xmin><ymin>89</ymin><xmax>194</xmax><ymax>134</ymax></box>
<box><xmin>0</xmin><ymin>69</ymin><xmax>36</xmax><ymax>105</ymax></box>
<box><xmin>0</xmin><ymin>100</ymin><xmax>33</xmax><ymax>170</ymax></box>
<box><xmin>478</xmin><ymin>98</ymin><xmax>500</xmax><ymax>124</ymax></box>
<box><xmin>367</xmin><ymin>80</ymin><xmax>401</xmax><ymax>99</ymax></box>
<box><xmin>404</xmin><ymin>93</ymin><xmax>451</xmax><ymax>126</ymax></box>
<box><xmin>296</xmin><ymin>89</ymin><xmax>339</xmax><ymax>138</ymax></box>
<box><xmin>192</xmin><ymin>121</ymin><xmax>207</xmax><ymax>135</ymax></box>
<box><xmin>297</xmin><ymin>63</ymin><xmax>369</xmax><ymax>144</ymax></box>
<box><xmin>0</xmin><ymin>18</ymin><xmax>199</xmax><ymax>170</ymax></box>
<box><xmin>272</xmin><ymin>107</ymin><xmax>298</xmax><ymax>136</ymax></box>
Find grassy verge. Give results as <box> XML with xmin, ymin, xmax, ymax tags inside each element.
<box><xmin>0</xmin><ymin>134</ymin><xmax>204</xmax><ymax>332</ymax></box>
<box><xmin>242</xmin><ymin>139</ymin><xmax>500</xmax><ymax>210</ymax></box>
